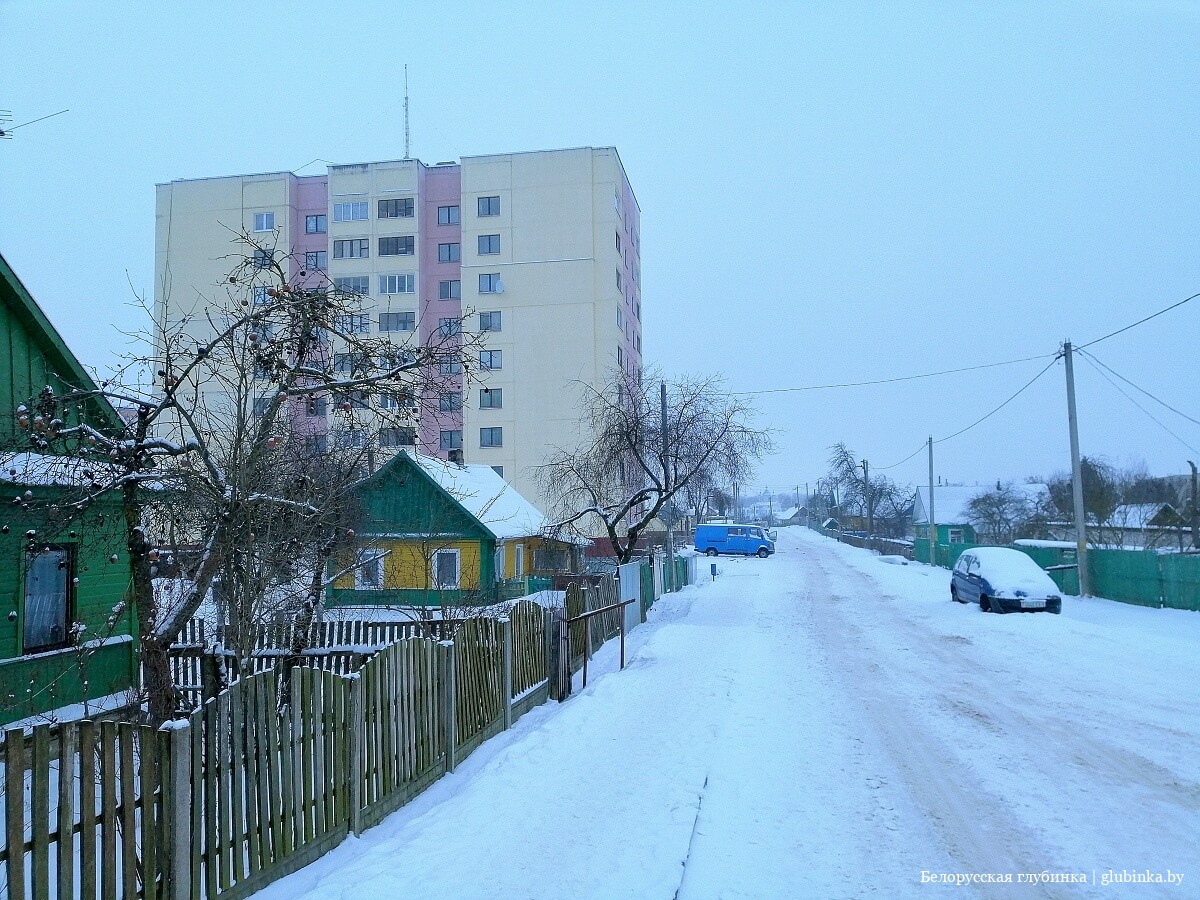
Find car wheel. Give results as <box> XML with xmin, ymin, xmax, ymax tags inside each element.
<box><xmin>756</xmin><ymin>548</ymin><xmax>770</xmax><ymax>558</ymax></box>
<box><xmin>979</xmin><ymin>594</ymin><xmax>991</xmax><ymax>613</ymax></box>
<box><xmin>951</xmin><ymin>586</ymin><xmax>961</xmax><ymax>603</ymax></box>
<box><xmin>705</xmin><ymin>549</ymin><xmax>718</xmax><ymax>557</ymax></box>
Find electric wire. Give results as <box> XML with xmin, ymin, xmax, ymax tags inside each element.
<box><xmin>1077</xmin><ymin>348</ymin><xmax>1200</xmax><ymax>429</ymax></box>
<box><xmin>934</xmin><ymin>359</ymin><xmax>1058</xmax><ymax>445</ymax></box>
<box><xmin>1078</xmin><ymin>290</ymin><xmax>1200</xmax><ymax>350</ymax></box>
<box><xmin>877</xmin><ymin>442</ymin><xmax>927</xmax><ymax>470</ymax></box>
<box><xmin>1077</xmin><ymin>352</ymin><xmax>1200</xmax><ymax>456</ymax></box>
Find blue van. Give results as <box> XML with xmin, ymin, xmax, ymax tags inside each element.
<box><xmin>694</xmin><ymin>524</ymin><xmax>775</xmax><ymax>558</ymax></box>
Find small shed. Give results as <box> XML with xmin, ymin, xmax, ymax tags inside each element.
<box><xmin>329</xmin><ymin>451</ymin><xmax>576</xmax><ymax>607</ymax></box>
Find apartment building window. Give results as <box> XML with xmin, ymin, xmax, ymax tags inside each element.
<box><xmin>23</xmin><ymin>546</ymin><xmax>73</xmax><ymax>653</ymax></box>
<box><xmin>333</xmin><ymin>352</ymin><xmax>366</xmax><ymax>375</ymax></box>
<box><xmin>253</xmin><ymin>286</ymin><xmax>270</xmax><ymax>305</ymax></box>
<box><xmin>379</xmin><ymin>311</ymin><xmax>416</xmax><ymax>332</ymax></box>
<box><xmin>438</xmin><ymin>242</ymin><xmax>460</xmax><ymax>263</ymax></box>
<box><xmin>333</xmin><ymin>201</ymin><xmax>369</xmax><ymax>222</ymax></box>
<box><xmin>334</xmin><ymin>314</ymin><xmax>370</xmax><ymax>334</ymax></box>
<box><xmin>333</xmin><ymin>428</ymin><xmax>368</xmax><ymax>450</ymax></box>
<box><xmin>334</xmin><ymin>390</ymin><xmax>369</xmax><ymax>410</ymax></box>
<box><xmin>615</xmin><ymin>231</ymin><xmax>621</xmax><ymax>253</ymax></box>
<box><xmin>305</xmin><ymin>250</ymin><xmax>328</xmax><ymax>270</ymax></box>
<box><xmin>439</xmin><ymin>317</ymin><xmax>462</xmax><ymax>337</ymax></box>
<box><xmin>306</xmin><ymin>395</ymin><xmax>327</xmax><ymax>417</ymax></box>
<box><xmin>378</xmin><ymin>389</ymin><xmax>414</xmax><ymax>410</ymax></box>
<box><xmin>306</xmin><ymin>214</ymin><xmax>327</xmax><ymax>234</ymax></box>
<box><xmin>478</xmin><ymin>273</ymin><xmax>502</xmax><ymax>294</ymax></box>
<box><xmin>304</xmin><ymin>434</ymin><xmax>328</xmax><ymax>456</ymax></box>
<box><xmin>378</xmin><ymin>198</ymin><xmax>414</xmax><ymax>218</ymax></box>
<box><xmin>253</xmin><ymin>249</ymin><xmax>272</xmax><ymax>269</ymax></box>
<box><xmin>438</xmin><ymin>205</ymin><xmax>460</xmax><ymax>225</ymax></box>
<box><xmin>478</xmin><ymin>196</ymin><xmax>500</xmax><ymax>217</ymax></box>
<box><xmin>333</xmin><ymin>239</ymin><xmax>369</xmax><ymax>259</ymax></box>
<box><xmin>479</xmin><ymin>350</ymin><xmax>502</xmax><ymax>370</ymax></box>
<box><xmin>439</xmin><ymin>279</ymin><xmax>461</xmax><ymax>300</ymax></box>
<box><xmin>439</xmin><ymin>356</ymin><xmax>463</xmax><ymax>375</ymax></box>
<box><xmin>480</xmin><ymin>427</ymin><xmax>503</xmax><ymax>448</ymax></box>
<box><xmin>379</xmin><ymin>273</ymin><xmax>415</xmax><ymax>295</ymax></box>
<box><xmin>439</xmin><ymin>392</ymin><xmax>463</xmax><ymax>412</ymax></box>
<box><xmin>379</xmin><ymin>235</ymin><xmax>415</xmax><ymax>256</ymax></box>
<box><xmin>617</xmin><ymin>306</ymin><xmax>624</xmax><ymax>329</ymax></box>
<box><xmin>478</xmin><ymin>234</ymin><xmax>500</xmax><ymax>255</ymax></box>
<box><xmin>479</xmin><ymin>311</ymin><xmax>501</xmax><ymax>332</ymax></box>
<box><xmin>479</xmin><ymin>387</ymin><xmax>502</xmax><ymax>409</ymax></box>
<box><xmin>616</xmin><ymin>269</ymin><xmax>622</xmax><ymax>292</ymax></box>
<box><xmin>491</xmin><ymin>465</ymin><xmax>504</xmax><ymax>477</ymax></box>
<box><xmin>333</xmin><ymin>275</ymin><xmax>370</xmax><ymax>295</ymax></box>
<box><xmin>617</xmin><ymin>345</ymin><xmax>624</xmax><ymax>366</ymax></box>
<box><xmin>252</xmin><ymin>396</ymin><xmax>271</xmax><ymax>418</ymax></box>
<box><xmin>379</xmin><ymin>426</ymin><xmax>416</xmax><ymax>448</ymax></box>
<box><xmin>439</xmin><ymin>430</ymin><xmax>463</xmax><ymax>450</ymax></box>
<box><xmin>253</xmin><ymin>212</ymin><xmax>275</xmax><ymax>232</ymax></box>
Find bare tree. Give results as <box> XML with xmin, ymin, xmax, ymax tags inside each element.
<box><xmin>966</xmin><ymin>482</ymin><xmax>1034</xmax><ymax>544</ymax></box>
<box><xmin>12</xmin><ymin>233</ymin><xmax>479</xmax><ymax>724</ymax></box>
<box><xmin>538</xmin><ymin>369</ymin><xmax>771</xmax><ymax>564</ymax></box>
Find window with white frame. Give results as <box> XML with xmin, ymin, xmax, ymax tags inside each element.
<box><xmin>439</xmin><ymin>392</ymin><xmax>462</xmax><ymax>412</ymax></box>
<box><xmin>478</xmin><ymin>234</ymin><xmax>500</xmax><ymax>255</ymax></box>
<box><xmin>480</xmin><ymin>426</ymin><xmax>502</xmax><ymax>448</ymax></box>
<box><xmin>333</xmin><ymin>239</ymin><xmax>369</xmax><ymax>259</ymax></box>
<box><xmin>333</xmin><ymin>201</ymin><xmax>369</xmax><ymax>222</ymax></box>
<box><xmin>378</xmin><ymin>426</ymin><xmax>416</xmax><ymax>448</ymax></box>
<box><xmin>332</xmin><ymin>428</ymin><xmax>367</xmax><ymax>449</ymax></box>
<box><xmin>379</xmin><ymin>273</ymin><xmax>415</xmax><ymax>294</ymax></box>
<box><xmin>478</xmin><ymin>273</ymin><xmax>502</xmax><ymax>294</ymax></box>
<box><xmin>438</xmin><ymin>317</ymin><xmax>462</xmax><ymax>337</ymax></box>
<box><xmin>305</xmin><ymin>214</ymin><xmax>327</xmax><ymax>234</ymax></box>
<box><xmin>479</xmin><ymin>387</ymin><xmax>502</xmax><ymax>409</ymax></box>
<box><xmin>253</xmin><ymin>286</ymin><xmax>270</xmax><ymax>305</ymax></box>
<box><xmin>439</xmin><ymin>279</ymin><xmax>461</xmax><ymax>300</ymax></box>
<box><xmin>253</xmin><ymin>212</ymin><xmax>275</xmax><ymax>232</ymax></box>
<box><xmin>439</xmin><ymin>430</ymin><xmax>463</xmax><ymax>450</ymax></box>
<box><xmin>23</xmin><ymin>546</ymin><xmax>72</xmax><ymax>653</ymax></box>
<box><xmin>253</xmin><ymin>249</ymin><xmax>273</xmax><ymax>269</ymax></box>
<box><xmin>378</xmin><ymin>390</ymin><xmax>414</xmax><ymax>410</ymax></box>
<box><xmin>378</xmin><ymin>311</ymin><xmax>415</xmax><ymax>332</ymax></box>
<box><xmin>479</xmin><ymin>349</ymin><xmax>502</xmax><ymax>370</ymax></box>
<box><xmin>355</xmin><ymin>548</ymin><xmax>382</xmax><ymax>590</ymax></box>
<box><xmin>438</xmin><ymin>242</ymin><xmax>460</xmax><ymax>263</ymax></box>
<box><xmin>438</xmin><ymin>205</ymin><xmax>460</xmax><ymax>225</ymax></box>
<box><xmin>433</xmin><ymin>549</ymin><xmax>460</xmax><ymax>590</ymax></box>
<box><xmin>378</xmin><ymin>198</ymin><xmax>414</xmax><ymax>219</ymax></box>
<box><xmin>478</xmin><ymin>195</ymin><xmax>500</xmax><ymax>217</ymax></box>
<box><xmin>334</xmin><ymin>314</ymin><xmax>369</xmax><ymax>334</ymax></box>
<box><xmin>479</xmin><ymin>311</ymin><xmax>501</xmax><ymax>332</ymax></box>
<box><xmin>616</xmin><ymin>269</ymin><xmax>622</xmax><ymax>292</ymax></box>
<box><xmin>438</xmin><ymin>356</ymin><xmax>462</xmax><ymax>375</ymax></box>
<box><xmin>305</xmin><ymin>250</ymin><xmax>328</xmax><ymax>270</ymax></box>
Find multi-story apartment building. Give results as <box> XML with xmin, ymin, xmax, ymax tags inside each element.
<box><xmin>154</xmin><ymin>147</ymin><xmax>642</xmax><ymax>511</ymax></box>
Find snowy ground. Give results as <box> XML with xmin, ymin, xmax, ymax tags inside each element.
<box><xmin>257</xmin><ymin>528</ymin><xmax>1199</xmax><ymax>899</ymax></box>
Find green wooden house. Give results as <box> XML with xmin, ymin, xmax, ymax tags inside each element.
<box><xmin>0</xmin><ymin>252</ymin><xmax>138</xmax><ymax>726</ymax></box>
<box><xmin>329</xmin><ymin>451</ymin><xmax>576</xmax><ymax>608</ymax></box>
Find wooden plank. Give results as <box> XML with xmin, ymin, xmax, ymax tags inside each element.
<box><xmin>230</xmin><ymin>680</ymin><xmax>247</xmax><ymax>884</ymax></box>
<box><xmin>30</xmin><ymin>725</ymin><xmax>51</xmax><ymax>900</ymax></box>
<box><xmin>190</xmin><ymin>708</ymin><xmax>203</xmax><ymax>900</ymax></box>
<box><xmin>202</xmin><ymin>701</ymin><xmax>218</xmax><ymax>899</ymax></box>
<box><xmin>139</xmin><ymin>726</ymin><xmax>159</xmax><ymax>900</ymax></box>
<box><xmin>216</xmin><ymin>690</ymin><xmax>232</xmax><ymax>892</ymax></box>
<box><xmin>57</xmin><ymin>723</ymin><xmax>77</xmax><ymax>900</ymax></box>
<box><xmin>300</xmin><ymin>669</ymin><xmax>315</xmax><ymax>844</ymax></box>
<box><xmin>273</xmin><ymin>671</ymin><xmax>295</xmax><ymax>860</ymax></box>
<box><xmin>79</xmin><ymin>720</ymin><xmax>97</xmax><ymax>900</ymax></box>
<box><xmin>363</xmin><ymin>657</ymin><xmax>377</xmax><ymax>806</ymax></box>
<box><xmin>99</xmin><ymin>721</ymin><xmax>117</xmax><ymax>900</ymax></box>
<box><xmin>119</xmin><ymin>723</ymin><xmax>137</xmax><ymax>899</ymax></box>
<box><xmin>382</xmin><ymin>645</ymin><xmax>395</xmax><ymax>796</ymax></box>
<box><xmin>4</xmin><ymin>728</ymin><xmax>27</xmax><ymax>900</ymax></box>
<box><xmin>243</xmin><ymin>677</ymin><xmax>262</xmax><ymax>877</ymax></box>
<box><xmin>290</xmin><ymin>669</ymin><xmax>306</xmax><ymax>851</ymax></box>
<box><xmin>311</xmin><ymin>671</ymin><xmax>327</xmax><ymax>838</ymax></box>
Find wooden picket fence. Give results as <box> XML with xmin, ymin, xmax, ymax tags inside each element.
<box><xmin>0</xmin><ymin>597</ymin><xmax>596</xmax><ymax>900</ymax></box>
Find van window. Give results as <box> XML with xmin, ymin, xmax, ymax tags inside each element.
<box><xmin>752</xmin><ymin>528</ymin><xmax>764</xmax><ymax>539</ymax></box>
<box><xmin>729</xmin><ymin>528</ymin><xmax>744</xmax><ymax>536</ymax></box>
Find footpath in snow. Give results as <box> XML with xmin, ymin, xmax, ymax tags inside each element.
<box><xmin>257</xmin><ymin>528</ymin><xmax>1199</xmax><ymax>899</ymax></box>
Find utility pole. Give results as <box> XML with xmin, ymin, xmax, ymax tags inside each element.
<box><xmin>1188</xmin><ymin>460</ymin><xmax>1198</xmax><ymax>550</ymax></box>
<box><xmin>1063</xmin><ymin>341</ymin><xmax>1090</xmax><ymax>595</ymax></box>
<box><xmin>861</xmin><ymin>460</ymin><xmax>874</xmax><ymax>551</ymax></box>
<box><xmin>660</xmin><ymin>381</ymin><xmax>673</xmax><ymax>591</ymax></box>
<box><xmin>927</xmin><ymin>437</ymin><xmax>936</xmax><ymax>567</ymax></box>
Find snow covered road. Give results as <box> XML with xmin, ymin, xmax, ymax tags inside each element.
<box><xmin>258</xmin><ymin>528</ymin><xmax>1199</xmax><ymax>899</ymax></box>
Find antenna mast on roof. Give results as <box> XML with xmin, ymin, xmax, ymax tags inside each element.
<box><xmin>403</xmin><ymin>66</ymin><xmax>411</xmax><ymax>160</ymax></box>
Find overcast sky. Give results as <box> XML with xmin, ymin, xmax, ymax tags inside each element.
<box><xmin>2</xmin><ymin>0</ymin><xmax>1197</xmax><ymax>497</ymax></box>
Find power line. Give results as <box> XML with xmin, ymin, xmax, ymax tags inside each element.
<box><xmin>735</xmin><ymin>353</ymin><xmax>1053</xmax><ymax>396</ymax></box>
<box><xmin>877</xmin><ymin>441</ymin><xmax>927</xmax><ymax>470</ymax></box>
<box><xmin>1079</xmin><ymin>290</ymin><xmax>1200</xmax><ymax>350</ymax></box>
<box><xmin>935</xmin><ymin>359</ymin><xmax>1058</xmax><ymax>445</ymax></box>
<box><xmin>1077</xmin><ymin>352</ymin><xmax>1200</xmax><ymax>455</ymax></box>
<box><xmin>1078</xmin><ymin>348</ymin><xmax>1200</xmax><ymax>429</ymax></box>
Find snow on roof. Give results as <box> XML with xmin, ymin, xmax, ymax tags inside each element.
<box><xmin>913</xmin><ymin>483</ymin><xmax>1048</xmax><ymax>524</ymax></box>
<box><xmin>410</xmin><ymin>453</ymin><xmax>548</xmax><ymax>540</ymax></box>
<box><xmin>777</xmin><ymin>506</ymin><xmax>802</xmax><ymax>521</ymax></box>
<box><xmin>1112</xmin><ymin>503</ymin><xmax>1178</xmax><ymax>527</ymax></box>
<box><xmin>0</xmin><ymin>451</ymin><xmax>104</xmax><ymax>488</ymax></box>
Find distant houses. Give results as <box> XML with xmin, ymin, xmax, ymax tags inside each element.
<box><xmin>0</xmin><ymin>252</ymin><xmax>138</xmax><ymax>726</ymax></box>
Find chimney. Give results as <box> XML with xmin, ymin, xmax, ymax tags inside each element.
<box><xmin>448</xmin><ymin>448</ymin><xmax>464</xmax><ymax>466</ymax></box>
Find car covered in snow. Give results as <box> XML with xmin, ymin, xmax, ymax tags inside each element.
<box><xmin>950</xmin><ymin>547</ymin><xmax>1062</xmax><ymax>614</ymax></box>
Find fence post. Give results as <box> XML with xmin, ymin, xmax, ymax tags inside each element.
<box><xmin>500</xmin><ymin>617</ymin><xmax>513</xmax><ymax>730</ymax></box>
<box><xmin>554</xmin><ymin>607</ymin><xmax>570</xmax><ymax>702</ymax></box>
<box><xmin>347</xmin><ymin>673</ymin><xmax>364</xmax><ymax>836</ymax></box>
<box><xmin>162</xmin><ymin>719</ymin><xmax>193</xmax><ymax>900</ymax></box>
<box><xmin>583</xmin><ymin>585</ymin><xmax>594</xmax><ymax>663</ymax></box>
<box><xmin>439</xmin><ymin>640</ymin><xmax>458</xmax><ymax>773</ymax></box>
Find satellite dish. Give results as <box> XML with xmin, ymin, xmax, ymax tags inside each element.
<box><xmin>493</xmin><ymin>278</ymin><xmax>504</xmax><ymax>294</ymax></box>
